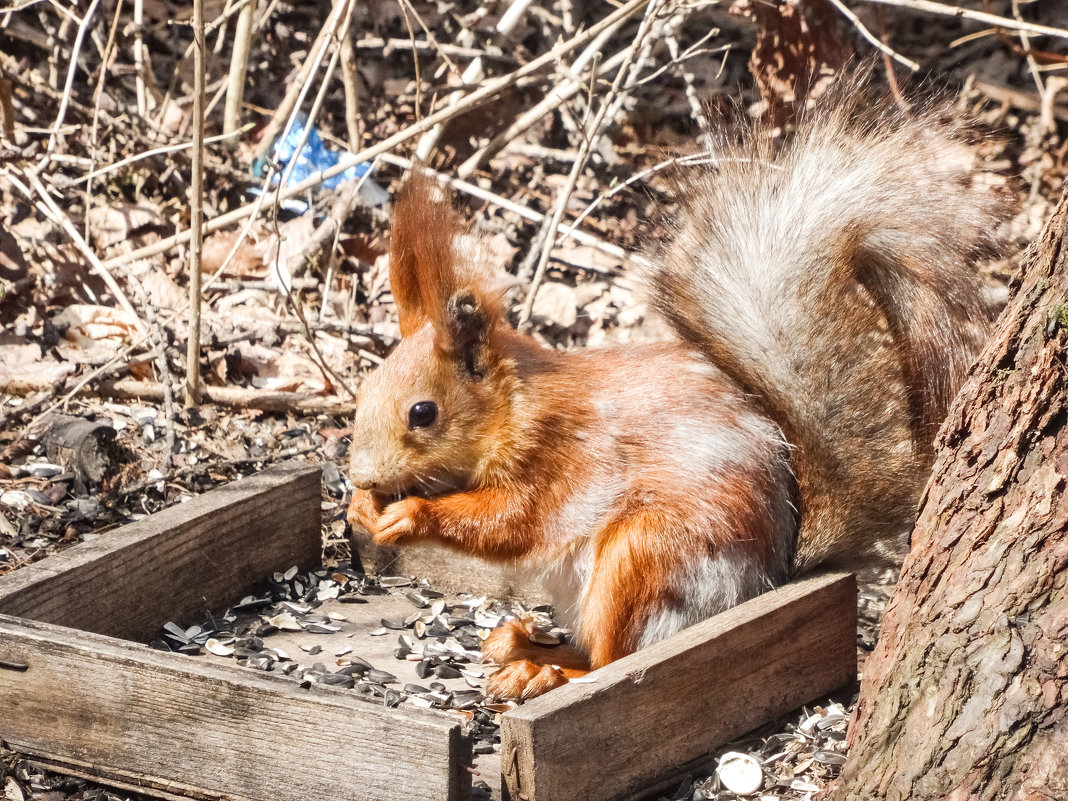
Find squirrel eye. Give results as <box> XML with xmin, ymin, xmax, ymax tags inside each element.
<box><xmin>408</xmin><ymin>401</ymin><xmax>438</xmax><ymax>430</ymax></box>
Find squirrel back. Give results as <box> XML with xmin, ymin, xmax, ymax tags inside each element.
<box><xmin>649</xmin><ymin>88</ymin><xmax>1007</xmax><ymax>570</ymax></box>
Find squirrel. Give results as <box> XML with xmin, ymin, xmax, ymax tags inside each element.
<box><xmin>346</xmin><ymin>85</ymin><xmax>1009</xmax><ymax>701</ymax></box>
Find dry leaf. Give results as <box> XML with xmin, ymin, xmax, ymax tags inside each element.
<box><xmin>256</xmin><ymin>215</ymin><xmax>319</xmax><ymax>289</ymax></box>
<box><xmin>201</xmin><ymin>226</ymin><xmax>269</xmax><ymax>277</ymax></box>
<box><xmin>53</xmin><ymin>304</ymin><xmax>141</xmax><ymax>347</ymax></box>
<box><xmin>0</xmin><ymin>343</ymin><xmax>75</xmax><ymax>385</ymax></box>
<box><xmin>134</xmin><ymin>263</ymin><xmax>185</xmax><ymax>311</ymax></box>
<box><xmin>531</xmin><ymin>282</ymin><xmax>579</xmax><ymax>329</ymax></box>
<box><xmin>88</xmin><ymin>201</ymin><xmax>164</xmax><ymax>249</ymax></box>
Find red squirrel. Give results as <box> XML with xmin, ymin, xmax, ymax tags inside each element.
<box><xmin>347</xmin><ymin>88</ymin><xmax>1008</xmax><ymax>700</ymax></box>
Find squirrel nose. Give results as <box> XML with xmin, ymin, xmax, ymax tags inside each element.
<box><xmin>349</xmin><ymin>471</ymin><xmax>378</xmax><ymax>492</ymax></box>
<box><xmin>347</xmin><ymin>450</ymin><xmax>380</xmax><ymax>491</ymax></box>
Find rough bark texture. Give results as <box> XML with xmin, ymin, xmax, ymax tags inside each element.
<box><xmin>828</xmin><ymin>187</ymin><xmax>1068</xmax><ymax>801</ymax></box>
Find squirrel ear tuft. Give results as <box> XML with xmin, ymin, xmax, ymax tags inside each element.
<box><xmin>388</xmin><ymin>175</ymin><xmax>461</xmax><ymax>338</ymax></box>
<box><xmin>442</xmin><ymin>290</ymin><xmax>493</xmax><ymax>378</ymax></box>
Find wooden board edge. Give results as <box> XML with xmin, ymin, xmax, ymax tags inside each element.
<box><xmin>498</xmin><ymin>571</ymin><xmax>857</xmax><ymax>801</ymax></box>
<box><xmin>353</xmin><ymin>534</ymin><xmax>549</xmax><ymax>602</ymax></box>
<box><xmin>0</xmin><ymin>462</ymin><xmax>323</xmax><ymax>640</ymax></box>
<box><xmin>0</xmin><ymin>462</ymin><xmax>320</xmax><ymax>600</ymax></box>
<box><xmin>509</xmin><ymin>571</ymin><xmax>856</xmax><ymax>722</ymax></box>
<box><xmin>20</xmin><ymin>755</ymin><xmax>241</xmax><ymax>801</ymax></box>
<box><xmin>0</xmin><ymin>614</ymin><xmax>473</xmax><ymax>801</ymax></box>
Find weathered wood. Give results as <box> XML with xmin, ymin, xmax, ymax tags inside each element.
<box><xmin>0</xmin><ymin>462</ymin><xmax>321</xmax><ymax>641</ymax></box>
<box><xmin>354</xmin><ymin>532</ymin><xmax>548</xmax><ymax>602</ymax></box>
<box><xmin>0</xmin><ymin>614</ymin><xmax>471</xmax><ymax>801</ymax></box>
<box><xmin>41</xmin><ymin>414</ymin><xmax>117</xmax><ymax>491</ymax></box>
<box><xmin>500</xmin><ymin>571</ymin><xmax>856</xmax><ymax>801</ymax></box>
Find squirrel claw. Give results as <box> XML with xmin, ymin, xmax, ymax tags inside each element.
<box><xmin>486</xmin><ymin>660</ymin><xmax>569</xmax><ymax>701</ymax></box>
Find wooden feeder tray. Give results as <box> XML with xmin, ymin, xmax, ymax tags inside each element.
<box><xmin>0</xmin><ymin>463</ymin><xmax>857</xmax><ymax>801</ymax></box>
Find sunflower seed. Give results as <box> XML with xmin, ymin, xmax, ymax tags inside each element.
<box><xmin>205</xmin><ymin>639</ymin><xmax>235</xmax><ymax>657</ymax></box>
<box><xmin>717</xmin><ymin>752</ymin><xmax>763</xmax><ymax>795</ymax></box>
<box><xmin>405</xmin><ymin>591</ymin><xmax>430</xmax><ymax>608</ymax></box>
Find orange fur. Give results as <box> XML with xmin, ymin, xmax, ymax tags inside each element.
<box><xmin>485</xmin><ymin>660</ymin><xmax>583</xmax><ymax>701</ymax></box>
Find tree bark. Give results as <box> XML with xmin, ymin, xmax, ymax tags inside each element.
<box><xmin>827</xmin><ymin>188</ymin><xmax>1068</xmax><ymax>801</ymax></box>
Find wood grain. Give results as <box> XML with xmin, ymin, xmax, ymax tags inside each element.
<box><xmin>0</xmin><ymin>614</ymin><xmax>471</xmax><ymax>801</ymax></box>
<box><xmin>499</xmin><ymin>572</ymin><xmax>857</xmax><ymax>801</ymax></box>
<box><xmin>0</xmin><ymin>462</ymin><xmax>322</xmax><ymax>641</ymax></box>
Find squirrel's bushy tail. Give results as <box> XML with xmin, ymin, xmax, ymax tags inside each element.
<box><xmin>649</xmin><ymin>86</ymin><xmax>1010</xmax><ymax>571</ymax></box>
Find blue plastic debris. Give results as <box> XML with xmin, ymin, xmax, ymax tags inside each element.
<box><xmin>253</xmin><ymin>115</ymin><xmax>389</xmax><ymax>210</ymax></box>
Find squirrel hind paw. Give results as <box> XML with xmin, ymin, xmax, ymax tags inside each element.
<box><xmin>486</xmin><ymin>660</ymin><xmax>570</xmax><ymax>701</ymax></box>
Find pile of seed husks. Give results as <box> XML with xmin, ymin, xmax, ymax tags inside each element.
<box><xmin>151</xmin><ymin>566</ymin><xmax>565</xmax><ymax>763</ymax></box>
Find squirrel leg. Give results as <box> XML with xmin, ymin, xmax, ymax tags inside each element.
<box><xmin>580</xmin><ymin>510</ymin><xmax>708</xmax><ymax>669</ymax></box>
<box><xmin>362</xmin><ymin>486</ymin><xmax>544</xmax><ymax>560</ymax></box>
<box><xmin>485</xmin><ymin>510</ymin><xmax>712</xmax><ymax>699</ymax></box>
<box><xmin>482</xmin><ymin>619</ymin><xmax>589</xmax><ymax>669</ymax></box>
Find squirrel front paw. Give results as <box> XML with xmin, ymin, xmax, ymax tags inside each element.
<box><xmin>347</xmin><ymin>488</ymin><xmax>380</xmax><ymax>533</ymax></box>
<box><xmin>372</xmin><ymin>496</ymin><xmax>433</xmax><ymax>546</ymax></box>
<box><xmin>486</xmin><ymin>659</ymin><xmax>569</xmax><ymax>701</ymax></box>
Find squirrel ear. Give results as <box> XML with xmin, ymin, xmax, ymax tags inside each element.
<box><xmin>441</xmin><ymin>290</ymin><xmax>494</xmax><ymax>379</ymax></box>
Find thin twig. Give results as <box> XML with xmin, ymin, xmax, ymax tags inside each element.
<box><xmin>198</xmin><ymin>0</ymin><xmax>355</xmax><ymax>291</ymax></box>
<box><xmin>1011</xmin><ymin>0</ymin><xmax>1046</xmax><ymax>103</ymax></box>
<box><xmin>4</xmin><ymin>168</ymin><xmax>146</xmax><ymax>332</ymax></box>
<box><xmin>150</xmin><ymin>0</ymin><xmax>254</xmax><ymax>133</ymax></box>
<box><xmin>828</xmin><ymin>0</ymin><xmax>919</xmax><ymax>71</ymax></box>
<box><xmin>865</xmin><ymin>0</ymin><xmax>1068</xmax><ymax>41</ymax></box>
<box><xmin>379</xmin><ymin>153</ymin><xmax>637</xmax><ymax>273</ymax></box>
<box><xmin>290</xmin><ymin>163</ymin><xmax>371</xmax><ymax>282</ymax></box>
<box><xmin>222</xmin><ymin>0</ymin><xmax>257</xmax><ymax>144</ymax></box>
<box><xmin>413</xmin><ymin>0</ymin><xmax>535</xmax><ymax>162</ymax></box>
<box><xmin>42</xmin><ymin>0</ymin><xmax>100</xmax><ymax>165</ymax></box>
<box><xmin>567</xmin><ymin>151</ymin><xmax>716</xmax><ymax>241</ymax></box>
<box><xmin>340</xmin><ymin>21</ymin><xmax>361</xmax><ymax>149</ymax></box>
<box><xmin>186</xmin><ymin>0</ymin><xmax>206</xmax><ymax>406</ymax></box>
<box><xmin>133</xmin><ymin>0</ymin><xmax>146</xmax><ymax>117</ymax></box>
<box><xmin>353</xmin><ymin>36</ymin><xmax>510</xmax><ymax>60</ymax></box>
<box><xmin>458</xmin><ymin>16</ymin><xmax>631</xmax><ymax>177</ymax></box>
<box><xmin>249</xmin><ymin>0</ymin><xmax>345</xmax><ymax>165</ymax></box>
<box><xmin>397</xmin><ymin>0</ymin><xmax>461</xmax><ymax>76</ymax></box>
<box><xmin>67</xmin><ymin>127</ymin><xmax>250</xmax><ymax>186</ymax></box>
<box><xmin>83</xmin><ymin>0</ymin><xmax>124</xmax><ymax>243</ymax></box>
<box><xmin>271</xmin><ymin>0</ymin><xmax>356</xmax><ymax>224</ymax></box>
<box><xmin>2</xmin><ymin>378</ymin><xmax>359</xmax><ymax>415</ymax></box>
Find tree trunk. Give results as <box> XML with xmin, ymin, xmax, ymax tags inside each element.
<box><xmin>827</xmin><ymin>189</ymin><xmax>1068</xmax><ymax>801</ymax></box>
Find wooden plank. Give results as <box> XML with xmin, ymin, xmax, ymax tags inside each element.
<box><xmin>499</xmin><ymin>571</ymin><xmax>857</xmax><ymax>801</ymax></box>
<box><xmin>0</xmin><ymin>614</ymin><xmax>472</xmax><ymax>801</ymax></box>
<box><xmin>355</xmin><ymin>534</ymin><xmax>548</xmax><ymax>602</ymax></box>
<box><xmin>0</xmin><ymin>463</ymin><xmax>321</xmax><ymax>641</ymax></box>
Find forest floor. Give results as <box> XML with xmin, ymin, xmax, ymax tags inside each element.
<box><xmin>2</xmin><ymin>0</ymin><xmax>1067</xmax><ymax>799</ymax></box>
